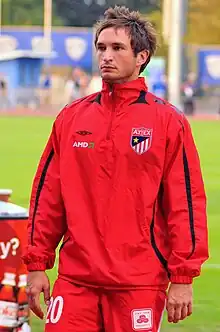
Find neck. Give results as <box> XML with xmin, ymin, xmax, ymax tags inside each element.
<box><xmin>102</xmin><ymin>77</ymin><xmax>147</xmax><ymax>95</ymax></box>
<box><xmin>104</xmin><ymin>75</ymin><xmax>140</xmax><ymax>86</ymax></box>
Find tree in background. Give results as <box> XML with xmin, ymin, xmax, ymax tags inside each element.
<box><xmin>146</xmin><ymin>0</ymin><xmax>220</xmax><ymax>46</ymax></box>
<box><xmin>54</xmin><ymin>0</ymin><xmax>105</xmax><ymax>27</ymax></box>
<box><xmin>1</xmin><ymin>0</ymin><xmax>220</xmax><ymax>47</ymax></box>
<box><xmin>54</xmin><ymin>0</ymin><xmax>159</xmax><ymax>27</ymax></box>
<box><xmin>1</xmin><ymin>0</ymin><xmax>63</xmax><ymax>26</ymax></box>
<box><xmin>143</xmin><ymin>8</ymin><xmax>168</xmax><ymax>58</ymax></box>
<box><xmin>186</xmin><ymin>0</ymin><xmax>220</xmax><ymax>45</ymax></box>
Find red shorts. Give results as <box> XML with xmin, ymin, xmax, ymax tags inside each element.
<box><xmin>45</xmin><ymin>278</ymin><xmax>166</xmax><ymax>332</ymax></box>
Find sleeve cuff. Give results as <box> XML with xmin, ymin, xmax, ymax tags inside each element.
<box><xmin>170</xmin><ymin>275</ymin><xmax>193</xmax><ymax>284</ymax></box>
<box><xmin>27</xmin><ymin>262</ymin><xmax>47</xmax><ymax>271</ymax></box>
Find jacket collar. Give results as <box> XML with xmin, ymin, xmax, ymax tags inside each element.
<box><xmin>101</xmin><ymin>77</ymin><xmax>148</xmax><ymax>94</ymax></box>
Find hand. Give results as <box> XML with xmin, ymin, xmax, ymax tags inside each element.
<box><xmin>166</xmin><ymin>283</ymin><xmax>193</xmax><ymax>324</ymax></box>
<box><xmin>26</xmin><ymin>271</ymin><xmax>50</xmax><ymax>320</ymax></box>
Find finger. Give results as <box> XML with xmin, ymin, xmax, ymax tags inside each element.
<box><xmin>166</xmin><ymin>304</ymin><xmax>175</xmax><ymax>323</ymax></box>
<box><xmin>26</xmin><ymin>285</ymin><xmax>32</xmax><ymax>295</ymax></box>
<box><xmin>173</xmin><ymin>304</ymin><xmax>182</xmax><ymax>323</ymax></box>
<box><xmin>181</xmin><ymin>305</ymin><xmax>188</xmax><ymax>320</ymax></box>
<box><xmin>187</xmin><ymin>302</ymin><xmax>193</xmax><ymax>316</ymax></box>
<box><xmin>28</xmin><ymin>294</ymin><xmax>44</xmax><ymax>320</ymax></box>
<box><xmin>43</xmin><ymin>285</ymin><xmax>51</xmax><ymax>306</ymax></box>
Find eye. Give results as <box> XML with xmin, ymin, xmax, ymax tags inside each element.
<box><xmin>113</xmin><ymin>46</ymin><xmax>122</xmax><ymax>51</ymax></box>
<box><xmin>97</xmin><ymin>45</ymin><xmax>105</xmax><ymax>51</ymax></box>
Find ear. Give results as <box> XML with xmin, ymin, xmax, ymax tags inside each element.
<box><xmin>136</xmin><ymin>50</ymin><xmax>149</xmax><ymax>67</ymax></box>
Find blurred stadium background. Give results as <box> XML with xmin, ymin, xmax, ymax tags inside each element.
<box><xmin>0</xmin><ymin>0</ymin><xmax>220</xmax><ymax>115</ymax></box>
<box><xmin>0</xmin><ymin>0</ymin><xmax>220</xmax><ymax>331</ymax></box>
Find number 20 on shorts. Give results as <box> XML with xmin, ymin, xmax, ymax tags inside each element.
<box><xmin>46</xmin><ymin>296</ymin><xmax>64</xmax><ymax>324</ymax></box>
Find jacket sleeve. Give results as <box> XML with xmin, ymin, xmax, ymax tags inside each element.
<box><xmin>162</xmin><ymin>111</ymin><xmax>209</xmax><ymax>284</ymax></box>
<box><xmin>22</xmin><ymin>111</ymin><xmax>67</xmax><ymax>271</ymax></box>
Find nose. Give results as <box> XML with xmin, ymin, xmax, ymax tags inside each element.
<box><xmin>102</xmin><ymin>48</ymin><xmax>113</xmax><ymax>63</ymax></box>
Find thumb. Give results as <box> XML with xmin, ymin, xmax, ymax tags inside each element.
<box><xmin>43</xmin><ymin>284</ymin><xmax>51</xmax><ymax>306</ymax></box>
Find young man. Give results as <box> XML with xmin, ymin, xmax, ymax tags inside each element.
<box><xmin>23</xmin><ymin>6</ymin><xmax>208</xmax><ymax>332</ymax></box>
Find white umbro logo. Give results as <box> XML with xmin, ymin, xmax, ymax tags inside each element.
<box><xmin>131</xmin><ymin>308</ymin><xmax>153</xmax><ymax>330</ymax></box>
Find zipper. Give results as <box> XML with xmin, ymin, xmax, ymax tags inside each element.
<box><xmin>106</xmin><ymin>89</ymin><xmax>116</xmax><ymax>140</ymax></box>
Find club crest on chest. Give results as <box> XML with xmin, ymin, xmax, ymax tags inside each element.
<box><xmin>130</xmin><ymin>128</ymin><xmax>153</xmax><ymax>155</ymax></box>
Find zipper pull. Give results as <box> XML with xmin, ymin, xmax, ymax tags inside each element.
<box><xmin>109</xmin><ymin>85</ymin><xmax>114</xmax><ymax>97</ymax></box>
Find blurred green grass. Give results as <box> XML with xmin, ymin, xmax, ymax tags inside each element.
<box><xmin>0</xmin><ymin>116</ymin><xmax>219</xmax><ymax>331</ymax></box>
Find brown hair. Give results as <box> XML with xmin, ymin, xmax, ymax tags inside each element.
<box><xmin>94</xmin><ymin>6</ymin><xmax>158</xmax><ymax>73</ymax></box>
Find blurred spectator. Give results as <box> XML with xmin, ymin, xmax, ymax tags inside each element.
<box><xmin>65</xmin><ymin>67</ymin><xmax>89</xmax><ymax>103</ymax></box>
<box><xmin>78</xmin><ymin>72</ymin><xmax>90</xmax><ymax>98</ymax></box>
<box><xmin>86</xmin><ymin>71</ymin><xmax>102</xmax><ymax>95</ymax></box>
<box><xmin>64</xmin><ymin>75</ymin><xmax>75</xmax><ymax>103</ymax></box>
<box><xmin>0</xmin><ymin>74</ymin><xmax>10</xmax><ymax>109</ymax></box>
<box><xmin>40</xmin><ymin>71</ymin><xmax>52</xmax><ymax>106</ymax></box>
<box><xmin>182</xmin><ymin>73</ymin><xmax>197</xmax><ymax>116</ymax></box>
<box><xmin>151</xmin><ymin>74</ymin><xmax>167</xmax><ymax>99</ymax></box>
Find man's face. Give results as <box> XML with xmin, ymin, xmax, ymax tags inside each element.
<box><xmin>96</xmin><ymin>27</ymin><xmax>146</xmax><ymax>84</ymax></box>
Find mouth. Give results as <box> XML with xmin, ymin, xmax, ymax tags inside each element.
<box><xmin>101</xmin><ymin>66</ymin><xmax>116</xmax><ymax>71</ymax></box>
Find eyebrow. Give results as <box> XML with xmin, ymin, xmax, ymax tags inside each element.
<box><xmin>96</xmin><ymin>42</ymin><xmax>126</xmax><ymax>48</ymax></box>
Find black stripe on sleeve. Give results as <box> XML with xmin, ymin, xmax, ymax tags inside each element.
<box><xmin>183</xmin><ymin>146</ymin><xmax>196</xmax><ymax>259</ymax></box>
<box><xmin>31</xmin><ymin>149</ymin><xmax>54</xmax><ymax>245</ymax></box>
<box><xmin>150</xmin><ymin>203</ymin><xmax>170</xmax><ymax>278</ymax></box>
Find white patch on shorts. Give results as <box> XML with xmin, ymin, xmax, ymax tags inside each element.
<box><xmin>131</xmin><ymin>308</ymin><xmax>153</xmax><ymax>330</ymax></box>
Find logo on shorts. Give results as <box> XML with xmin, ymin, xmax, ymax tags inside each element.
<box><xmin>131</xmin><ymin>308</ymin><xmax>153</xmax><ymax>330</ymax></box>
<box><xmin>130</xmin><ymin>128</ymin><xmax>153</xmax><ymax>155</ymax></box>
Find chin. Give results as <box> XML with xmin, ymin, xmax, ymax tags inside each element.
<box><xmin>101</xmin><ymin>72</ymin><xmax>119</xmax><ymax>83</ymax></box>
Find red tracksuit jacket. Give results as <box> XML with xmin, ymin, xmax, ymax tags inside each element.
<box><xmin>23</xmin><ymin>77</ymin><xmax>208</xmax><ymax>290</ymax></box>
